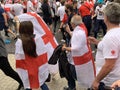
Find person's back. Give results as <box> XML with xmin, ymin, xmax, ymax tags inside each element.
<box><xmin>15</xmin><ymin>21</ymin><xmax>50</xmax><ymax>90</ymax></box>
<box><xmin>41</xmin><ymin>2</ymin><xmax>51</xmax><ymax>17</ymax></box>
<box><xmin>12</xmin><ymin>3</ymin><xmax>24</xmax><ymax>16</ymax></box>
<box><xmin>78</xmin><ymin>0</ymin><xmax>92</xmax><ymax>36</ymax></box>
<box><xmin>57</xmin><ymin>5</ymin><xmax>65</xmax><ymax>21</ymax></box>
<box><xmin>15</xmin><ymin>35</ymin><xmax>49</xmax><ymax>88</ymax></box>
<box><xmin>79</xmin><ymin>1</ymin><xmax>91</xmax><ymax>17</ymax></box>
<box><xmin>57</xmin><ymin>0</ymin><xmax>65</xmax><ymax>21</ymax></box>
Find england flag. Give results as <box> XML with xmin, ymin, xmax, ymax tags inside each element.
<box><xmin>15</xmin><ymin>12</ymin><xmax>58</xmax><ymax>89</ymax></box>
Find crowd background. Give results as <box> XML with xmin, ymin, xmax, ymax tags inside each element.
<box><xmin>0</xmin><ymin>0</ymin><xmax>120</xmax><ymax>90</ymax></box>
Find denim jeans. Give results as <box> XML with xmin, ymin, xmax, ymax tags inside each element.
<box><xmin>82</xmin><ymin>15</ymin><xmax>92</xmax><ymax>36</ymax></box>
<box><xmin>94</xmin><ymin>19</ymin><xmax>107</xmax><ymax>38</ymax></box>
<box><xmin>41</xmin><ymin>83</ymin><xmax>49</xmax><ymax>90</ymax></box>
<box><xmin>66</xmin><ymin>65</ymin><xmax>77</xmax><ymax>89</ymax></box>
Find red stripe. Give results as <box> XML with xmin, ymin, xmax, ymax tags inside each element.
<box><xmin>4</xmin><ymin>7</ymin><xmax>11</xmax><ymax>12</ymax></box>
<box><xmin>73</xmin><ymin>25</ymin><xmax>96</xmax><ymax>76</ymax></box>
<box><xmin>73</xmin><ymin>52</ymin><xmax>92</xmax><ymax>65</ymax></box>
<box><xmin>81</xmin><ymin>24</ymin><xmax>96</xmax><ymax>76</ymax></box>
<box><xmin>16</xmin><ymin>53</ymin><xmax>48</xmax><ymax>88</ymax></box>
<box><xmin>27</xmin><ymin>12</ymin><xmax>57</xmax><ymax>48</ymax></box>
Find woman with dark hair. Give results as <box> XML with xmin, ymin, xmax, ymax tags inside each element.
<box><xmin>15</xmin><ymin>21</ymin><xmax>49</xmax><ymax>90</ymax></box>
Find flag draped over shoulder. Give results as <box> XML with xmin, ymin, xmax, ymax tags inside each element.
<box><xmin>15</xmin><ymin>12</ymin><xmax>58</xmax><ymax>89</ymax></box>
<box><xmin>17</xmin><ymin>12</ymin><xmax>58</xmax><ymax>59</ymax></box>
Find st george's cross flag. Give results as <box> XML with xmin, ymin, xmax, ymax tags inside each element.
<box><xmin>70</xmin><ymin>24</ymin><xmax>96</xmax><ymax>88</ymax></box>
<box><xmin>15</xmin><ymin>12</ymin><xmax>58</xmax><ymax>89</ymax></box>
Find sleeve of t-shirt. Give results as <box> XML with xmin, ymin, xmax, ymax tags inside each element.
<box><xmin>102</xmin><ymin>36</ymin><xmax>119</xmax><ymax>59</ymax></box>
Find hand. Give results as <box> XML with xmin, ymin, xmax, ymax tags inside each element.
<box><xmin>5</xmin><ymin>22</ymin><xmax>8</xmax><ymax>27</ymax></box>
<box><xmin>92</xmin><ymin>80</ymin><xmax>100</xmax><ymax>90</ymax></box>
<box><xmin>62</xmin><ymin>44</ymin><xmax>66</xmax><ymax>51</ymax></box>
<box><xmin>88</xmin><ymin>36</ymin><xmax>99</xmax><ymax>45</ymax></box>
<box><xmin>111</xmin><ymin>80</ymin><xmax>120</xmax><ymax>89</ymax></box>
<box><xmin>91</xmin><ymin>15</ymin><xmax>95</xmax><ymax>19</ymax></box>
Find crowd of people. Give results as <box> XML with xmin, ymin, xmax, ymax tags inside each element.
<box><xmin>0</xmin><ymin>0</ymin><xmax>120</xmax><ymax>90</ymax></box>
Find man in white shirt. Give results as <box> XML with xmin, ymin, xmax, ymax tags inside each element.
<box><xmin>62</xmin><ymin>15</ymin><xmax>95</xmax><ymax>90</ymax></box>
<box><xmin>57</xmin><ymin>0</ymin><xmax>65</xmax><ymax>21</ymax></box>
<box><xmin>93</xmin><ymin>2</ymin><xmax>107</xmax><ymax>38</ymax></box>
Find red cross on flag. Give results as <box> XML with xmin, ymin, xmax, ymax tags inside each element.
<box><xmin>15</xmin><ymin>12</ymin><xmax>58</xmax><ymax>89</ymax></box>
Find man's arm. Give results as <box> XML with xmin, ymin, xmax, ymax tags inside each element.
<box><xmin>92</xmin><ymin>59</ymin><xmax>116</xmax><ymax>90</ymax></box>
<box><xmin>62</xmin><ymin>45</ymin><xmax>71</xmax><ymax>52</ymax></box>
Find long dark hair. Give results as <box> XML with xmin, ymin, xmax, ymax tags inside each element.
<box><xmin>19</xmin><ymin>21</ymin><xmax>37</xmax><ymax>57</ymax></box>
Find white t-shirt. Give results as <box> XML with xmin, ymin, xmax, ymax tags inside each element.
<box><xmin>57</xmin><ymin>5</ymin><xmax>65</xmax><ymax>21</ymax></box>
<box><xmin>27</xmin><ymin>0</ymin><xmax>35</xmax><ymax>12</ymax></box>
<box><xmin>95</xmin><ymin>5</ymin><xmax>106</xmax><ymax>20</ymax></box>
<box><xmin>68</xmin><ymin>26</ymin><xmax>88</xmax><ymax>65</ymax></box>
<box><xmin>12</xmin><ymin>3</ymin><xmax>24</xmax><ymax>16</ymax></box>
<box><xmin>96</xmin><ymin>27</ymin><xmax>120</xmax><ymax>86</ymax></box>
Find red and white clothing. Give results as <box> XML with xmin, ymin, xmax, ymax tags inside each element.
<box><xmin>79</xmin><ymin>2</ymin><xmax>91</xmax><ymax>17</ymax></box>
<box><xmin>4</xmin><ymin>3</ymin><xmax>14</xmax><ymax>19</ymax></box>
<box><xmin>15</xmin><ymin>12</ymin><xmax>58</xmax><ymax>88</ymax></box>
<box><xmin>96</xmin><ymin>27</ymin><xmax>120</xmax><ymax>86</ymax></box>
<box><xmin>68</xmin><ymin>25</ymin><xmax>95</xmax><ymax>88</ymax></box>
<box><xmin>15</xmin><ymin>36</ymin><xmax>49</xmax><ymax>89</ymax></box>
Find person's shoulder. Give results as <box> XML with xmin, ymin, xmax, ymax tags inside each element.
<box><xmin>104</xmin><ymin>28</ymin><xmax>120</xmax><ymax>40</ymax></box>
<box><xmin>74</xmin><ymin>26</ymin><xmax>85</xmax><ymax>34</ymax></box>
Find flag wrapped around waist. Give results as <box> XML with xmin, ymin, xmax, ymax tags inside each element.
<box><xmin>15</xmin><ymin>12</ymin><xmax>58</xmax><ymax>88</ymax></box>
<box><xmin>70</xmin><ymin>25</ymin><xmax>96</xmax><ymax>88</ymax></box>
